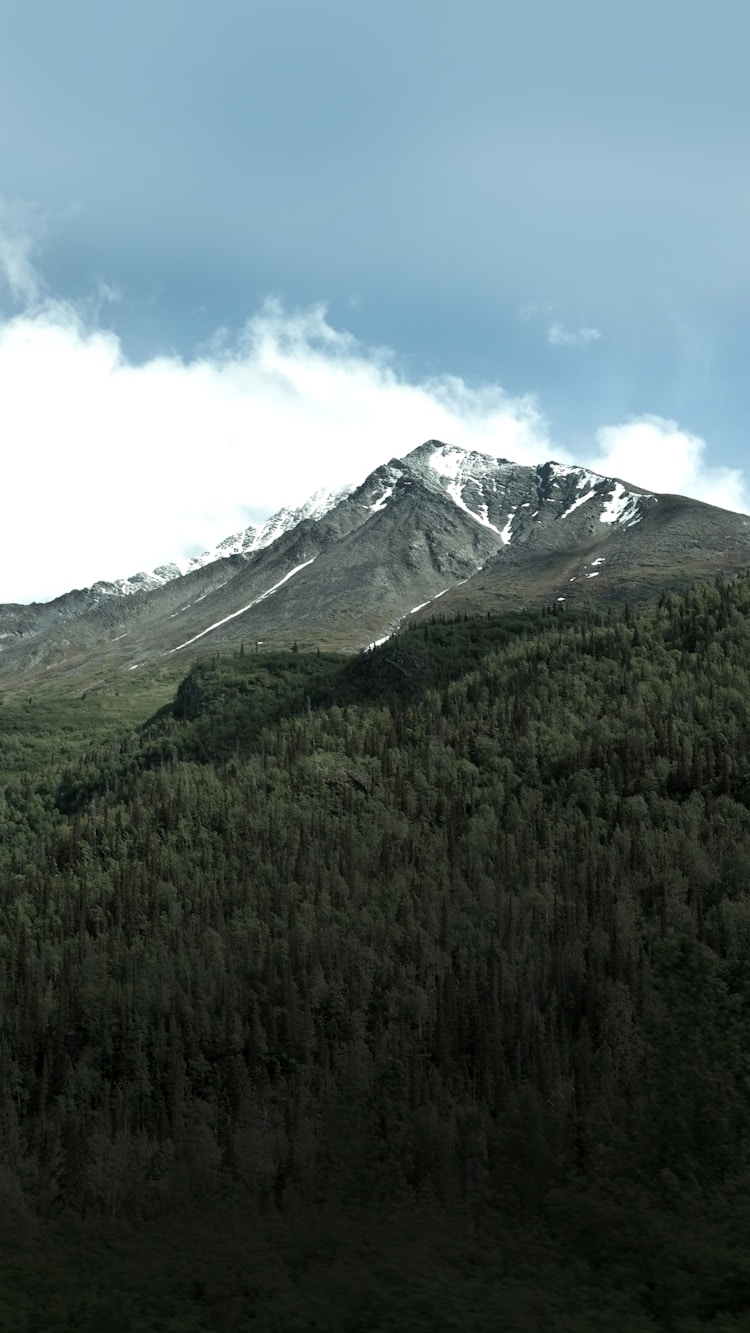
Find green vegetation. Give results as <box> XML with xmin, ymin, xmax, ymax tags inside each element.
<box><xmin>2</xmin><ymin>580</ymin><xmax>750</xmax><ymax>1328</ymax></box>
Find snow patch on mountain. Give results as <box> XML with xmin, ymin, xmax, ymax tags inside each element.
<box><xmin>423</xmin><ymin>443</ymin><xmax>511</xmax><ymax>534</ymax></box>
<box><xmin>548</xmin><ymin>462</ymin><xmax>601</xmax><ymax>488</ymax></box>
<box><xmin>168</xmin><ymin>557</ymin><xmax>317</xmax><ymax>653</ymax></box>
<box><xmin>446</xmin><ymin>478</ymin><xmax>503</xmax><ymax>534</ymax></box>
<box><xmin>428</xmin><ymin>443</ymin><xmax>472</xmax><ymax>481</ymax></box>
<box><xmin>600</xmin><ymin>483</ymin><xmax>650</xmax><ymax>527</ymax></box>
<box><xmin>560</xmin><ymin>487</ymin><xmax>596</xmax><ymax>519</ymax></box>
<box><xmin>370</xmin><ymin>487</ymin><xmax>394</xmax><ymax>514</ymax></box>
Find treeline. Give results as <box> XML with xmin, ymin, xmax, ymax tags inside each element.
<box><xmin>2</xmin><ymin>579</ymin><xmax>750</xmax><ymax>1328</ymax></box>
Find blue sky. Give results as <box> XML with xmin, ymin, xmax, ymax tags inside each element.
<box><xmin>1</xmin><ymin>0</ymin><xmax>748</xmax><ymax>601</ymax></box>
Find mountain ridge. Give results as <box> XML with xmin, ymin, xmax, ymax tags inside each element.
<box><xmin>1</xmin><ymin>440</ymin><xmax>749</xmax><ymax>683</ymax></box>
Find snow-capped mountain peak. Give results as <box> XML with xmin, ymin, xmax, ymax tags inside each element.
<box><xmin>2</xmin><ymin>438</ymin><xmax>749</xmax><ymax>683</ymax></box>
<box><xmin>88</xmin><ymin>442</ymin><xmax>659</xmax><ymax>603</ymax></box>
<box><xmin>400</xmin><ymin>442</ymin><xmax>658</xmax><ymax>544</ymax></box>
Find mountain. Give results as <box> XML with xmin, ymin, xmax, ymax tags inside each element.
<box><xmin>2</xmin><ymin>439</ymin><xmax>749</xmax><ymax>682</ymax></box>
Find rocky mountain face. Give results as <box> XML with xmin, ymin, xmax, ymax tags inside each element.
<box><xmin>2</xmin><ymin>441</ymin><xmax>750</xmax><ymax>682</ymax></box>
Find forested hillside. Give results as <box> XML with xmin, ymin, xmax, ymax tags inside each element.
<box><xmin>2</xmin><ymin>578</ymin><xmax>750</xmax><ymax>1330</ymax></box>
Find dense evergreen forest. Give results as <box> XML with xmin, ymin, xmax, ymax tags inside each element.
<box><xmin>2</xmin><ymin>577</ymin><xmax>750</xmax><ymax>1329</ymax></box>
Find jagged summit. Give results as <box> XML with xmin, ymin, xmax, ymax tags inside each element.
<box><xmin>390</xmin><ymin>440</ymin><xmax>658</xmax><ymax>545</ymax></box>
<box><xmin>1</xmin><ymin>439</ymin><xmax>748</xmax><ymax>681</ymax></box>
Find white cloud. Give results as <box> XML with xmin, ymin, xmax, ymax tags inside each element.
<box><xmin>0</xmin><ymin>292</ymin><xmax>552</xmax><ymax>603</ymax></box>
<box><xmin>547</xmin><ymin>322</ymin><xmax>601</xmax><ymax>348</ymax></box>
<box><xmin>584</xmin><ymin>415</ymin><xmax>750</xmax><ymax>514</ymax></box>
<box><xmin>0</xmin><ymin>199</ymin><xmax>45</xmax><ymax>304</ymax></box>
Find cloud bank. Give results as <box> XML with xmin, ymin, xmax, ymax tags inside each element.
<box><xmin>0</xmin><ymin>250</ymin><xmax>747</xmax><ymax>603</ymax></box>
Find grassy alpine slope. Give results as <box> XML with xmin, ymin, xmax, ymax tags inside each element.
<box><xmin>1</xmin><ymin>580</ymin><xmax>750</xmax><ymax>1329</ymax></box>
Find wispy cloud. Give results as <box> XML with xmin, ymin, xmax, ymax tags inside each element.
<box><xmin>547</xmin><ymin>322</ymin><xmax>601</xmax><ymax>348</ymax></box>
<box><xmin>0</xmin><ymin>199</ymin><xmax>45</xmax><ymax>304</ymax></box>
